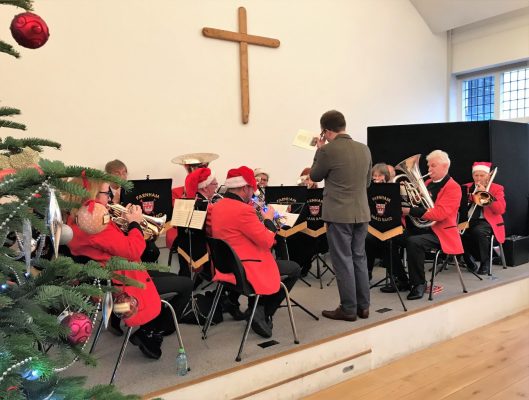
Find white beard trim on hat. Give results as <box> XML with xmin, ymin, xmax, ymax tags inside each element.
<box><xmin>198</xmin><ymin>172</ymin><xmax>215</xmax><ymax>189</ymax></box>
<box><xmin>224</xmin><ymin>176</ymin><xmax>248</xmax><ymax>188</ymax></box>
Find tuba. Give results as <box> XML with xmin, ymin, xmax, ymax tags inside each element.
<box><xmin>392</xmin><ymin>154</ymin><xmax>435</xmax><ymax>229</ymax></box>
<box><xmin>108</xmin><ymin>203</ymin><xmax>166</xmax><ymax>240</ymax></box>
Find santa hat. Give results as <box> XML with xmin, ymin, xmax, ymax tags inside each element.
<box><xmin>185</xmin><ymin>167</ymin><xmax>215</xmax><ymax>198</ymax></box>
<box><xmin>225</xmin><ymin>166</ymin><xmax>257</xmax><ymax>191</ymax></box>
<box><xmin>472</xmin><ymin>161</ymin><xmax>492</xmax><ymax>174</ymax></box>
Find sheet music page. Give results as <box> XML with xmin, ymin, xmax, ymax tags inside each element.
<box><xmin>292</xmin><ymin>129</ymin><xmax>318</xmax><ymax>150</ymax></box>
<box><xmin>170</xmin><ymin>199</ymin><xmax>196</xmax><ymax>227</ymax></box>
<box><xmin>271</xmin><ymin>204</ymin><xmax>289</xmax><ymax>214</ymax></box>
<box><xmin>282</xmin><ymin>212</ymin><xmax>299</xmax><ymax>227</ymax></box>
<box><xmin>188</xmin><ymin>210</ymin><xmax>207</xmax><ymax>229</ymax></box>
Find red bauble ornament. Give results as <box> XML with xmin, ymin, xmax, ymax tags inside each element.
<box><xmin>113</xmin><ymin>292</ymin><xmax>138</xmax><ymax>319</ymax></box>
<box><xmin>10</xmin><ymin>12</ymin><xmax>50</xmax><ymax>49</ymax></box>
<box><xmin>61</xmin><ymin>312</ymin><xmax>92</xmax><ymax>345</ymax></box>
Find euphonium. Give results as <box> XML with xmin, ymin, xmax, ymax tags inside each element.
<box><xmin>108</xmin><ymin>203</ymin><xmax>166</xmax><ymax>240</ymax></box>
<box><xmin>392</xmin><ymin>154</ymin><xmax>435</xmax><ymax>229</ymax></box>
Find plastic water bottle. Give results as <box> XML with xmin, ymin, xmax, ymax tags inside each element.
<box><xmin>176</xmin><ymin>347</ymin><xmax>188</xmax><ymax>376</ymax></box>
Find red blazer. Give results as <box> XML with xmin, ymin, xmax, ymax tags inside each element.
<box><xmin>463</xmin><ymin>182</ymin><xmax>506</xmax><ymax>243</ymax></box>
<box><xmin>207</xmin><ymin>197</ymin><xmax>280</xmax><ymax>295</ymax></box>
<box><xmin>422</xmin><ymin>177</ymin><xmax>464</xmax><ymax>255</ymax></box>
<box><xmin>68</xmin><ymin>221</ymin><xmax>161</xmax><ymax>327</ymax></box>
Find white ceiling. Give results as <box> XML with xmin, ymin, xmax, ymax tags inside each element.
<box><xmin>409</xmin><ymin>0</ymin><xmax>529</xmax><ymax>33</ymax></box>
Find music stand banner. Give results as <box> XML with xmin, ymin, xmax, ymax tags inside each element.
<box><xmin>368</xmin><ymin>183</ymin><xmax>403</xmax><ymax>240</ymax></box>
<box><xmin>304</xmin><ymin>188</ymin><xmax>325</xmax><ymax>235</ymax></box>
<box><xmin>121</xmin><ymin>178</ymin><xmax>173</xmax><ymax>219</ymax></box>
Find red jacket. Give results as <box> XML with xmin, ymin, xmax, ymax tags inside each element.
<box><xmin>207</xmin><ymin>197</ymin><xmax>280</xmax><ymax>295</ymax></box>
<box><xmin>68</xmin><ymin>221</ymin><xmax>161</xmax><ymax>327</ymax></box>
<box><xmin>422</xmin><ymin>177</ymin><xmax>464</xmax><ymax>255</ymax></box>
<box><xmin>463</xmin><ymin>182</ymin><xmax>506</xmax><ymax>243</ymax></box>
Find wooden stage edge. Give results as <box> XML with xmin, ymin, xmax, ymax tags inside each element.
<box><xmin>144</xmin><ymin>274</ymin><xmax>529</xmax><ymax>400</ymax></box>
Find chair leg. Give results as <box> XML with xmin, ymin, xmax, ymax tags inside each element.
<box><xmin>452</xmin><ymin>256</ymin><xmax>468</xmax><ymax>293</ymax></box>
<box><xmin>488</xmin><ymin>235</ymin><xmax>495</xmax><ymax>277</ymax></box>
<box><xmin>89</xmin><ymin>316</ymin><xmax>105</xmax><ymax>354</ymax></box>
<box><xmin>428</xmin><ymin>255</ymin><xmax>437</xmax><ymax>301</ymax></box>
<box><xmin>236</xmin><ymin>295</ymin><xmax>260</xmax><ymax>362</ymax></box>
<box><xmin>202</xmin><ymin>283</ymin><xmax>223</xmax><ymax>340</ymax></box>
<box><xmin>499</xmin><ymin>243</ymin><xmax>507</xmax><ymax>269</ymax></box>
<box><xmin>280</xmin><ymin>282</ymin><xmax>300</xmax><ymax>344</ymax></box>
<box><xmin>110</xmin><ymin>326</ymin><xmax>133</xmax><ymax>385</ymax></box>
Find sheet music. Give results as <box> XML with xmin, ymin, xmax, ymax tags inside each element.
<box><xmin>170</xmin><ymin>199</ymin><xmax>206</xmax><ymax>228</ymax></box>
<box><xmin>270</xmin><ymin>204</ymin><xmax>300</xmax><ymax>227</ymax></box>
<box><xmin>292</xmin><ymin>129</ymin><xmax>318</xmax><ymax>150</ymax></box>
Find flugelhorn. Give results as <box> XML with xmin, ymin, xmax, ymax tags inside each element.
<box><xmin>108</xmin><ymin>203</ymin><xmax>166</xmax><ymax>240</ymax></box>
<box><xmin>392</xmin><ymin>154</ymin><xmax>435</xmax><ymax>229</ymax></box>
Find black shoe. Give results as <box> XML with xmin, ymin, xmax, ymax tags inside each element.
<box><xmin>407</xmin><ymin>283</ymin><xmax>426</xmax><ymax>300</ymax></box>
<box><xmin>107</xmin><ymin>314</ymin><xmax>124</xmax><ymax>336</ymax></box>
<box><xmin>477</xmin><ymin>265</ymin><xmax>489</xmax><ymax>275</ymax></box>
<box><xmin>222</xmin><ymin>298</ymin><xmax>250</xmax><ymax>321</ymax></box>
<box><xmin>251</xmin><ymin>306</ymin><xmax>272</xmax><ymax>338</ymax></box>
<box><xmin>129</xmin><ymin>329</ymin><xmax>163</xmax><ymax>359</ymax></box>
<box><xmin>380</xmin><ymin>280</ymin><xmax>410</xmax><ymax>293</ymax></box>
<box><xmin>266</xmin><ymin>315</ymin><xmax>273</xmax><ymax>330</ymax></box>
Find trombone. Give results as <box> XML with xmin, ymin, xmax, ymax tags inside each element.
<box><xmin>460</xmin><ymin>167</ymin><xmax>497</xmax><ymax>234</ymax></box>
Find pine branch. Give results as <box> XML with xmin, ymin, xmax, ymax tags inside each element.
<box><xmin>0</xmin><ymin>136</ymin><xmax>60</xmax><ymax>152</ymax></box>
<box><xmin>0</xmin><ymin>41</ymin><xmax>20</xmax><ymax>58</ymax></box>
<box><xmin>0</xmin><ymin>107</ymin><xmax>21</xmax><ymax>117</ymax></box>
<box><xmin>0</xmin><ymin>120</ymin><xmax>26</xmax><ymax>131</ymax></box>
<box><xmin>0</xmin><ymin>0</ymin><xmax>33</xmax><ymax>11</ymax></box>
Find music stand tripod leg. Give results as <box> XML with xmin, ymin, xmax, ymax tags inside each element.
<box><xmin>388</xmin><ymin>240</ymin><xmax>407</xmax><ymax>311</ymax></box>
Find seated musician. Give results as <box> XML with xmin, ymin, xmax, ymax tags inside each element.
<box><xmin>365</xmin><ymin>163</ymin><xmax>409</xmax><ymax>291</ymax></box>
<box><xmin>403</xmin><ymin>150</ymin><xmax>463</xmax><ymax>300</ymax></box>
<box><xmin>104</xmin><ymin>159</ymin><xmax>128</xmax><ymax>205</ymax></box>
<box><xmin>166</xmin><ymin>152</ymin><xmax>219</xmax><ymax>250</ymax></box>
<box><xmin>297</xmin><ymin>167</ymin><xmax>318</xmax><ymax>189</ymax></box>
<box><xmin>207</xmin><ymin>166</ymin><xmax>300</xmax><ymax>338</ymax></box>
<box><xmin>461</xmin><ymin>162</ymin><xmax>506</xmax><ymax>275</ymax></box>
<box><xmin>67</xmin><ymin>179</ymin><xmax>192</xmax><ymax>359</ymax></box>
<box><xmin>174</xmin><ymin>168</ymin><xmax>217</xmax><ymax>278</ymax></box>
<box><xmin>104</xmin><ymin>159</ymin><xmax>160</xmax><ymax>263</ymax></box>
<box><xmin>254</xmin><ymin>168</ymin><xmax>269</xmax><ymax>189</ymax></box>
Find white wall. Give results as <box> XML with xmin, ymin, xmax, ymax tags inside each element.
<box><xmin>451</xmin><ymin>8</ymin><xmax>529</xmax><ymax>75</ymax></box>
<box><xmin>0</xmin><ymin>0</ymin><xmax>447</xmax><ymax>185</ymax></box>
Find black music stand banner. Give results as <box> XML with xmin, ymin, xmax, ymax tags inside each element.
<box><xmin>265</xmin><ymin>186</ymin><xmax>307</xmax><ymax>213</ymax></box>
<box><xmin>368</xmin><ymin>183</ymin><xmax>403</xmax><ymax>241</ymax></box>
<box><xmin>121</xmin><ymin>178</ymin><xmax>173</xmax><ymax>219</ymax></box>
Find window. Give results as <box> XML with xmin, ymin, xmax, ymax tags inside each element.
<box><xmin>459</xmin><ymin>64</ymin><xmax>529</xmax><ymax>122</ymax></box>
<box><xmin>501</xmin><ymin>67</ymin><xmax>529</xmax><ymax>119</ymax></box>
<box><xmin>462</xmin><ymin>76</ymin><xmax>495</xmax><ymax>121</ymax></box>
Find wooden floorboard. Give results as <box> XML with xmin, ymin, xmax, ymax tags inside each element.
<box><xmin>304</xmin><ymin>308</ymin><xmax>529</xmax><ymax>400</ymax></box>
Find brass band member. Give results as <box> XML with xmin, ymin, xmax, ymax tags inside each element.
<box><xmin>254</xmin><ymin>168</ymin><xmax>269</xmax><ymax>189</ymax></box>
<box><xmin>297</xmin><ymin>167</ymin><xmax>318</xmax><ymax>189</ymax></box>
<box><xmin>104</xmin><ymin>159</ymin><xmax>128</xmax><ymax>205</ymax></box>
<box><xmin>462</xmin><ymin>162</ymin><xmax>506</xmax><ymax>274</ymax></box>
<box><xmin>403</xmin><ymin>150</ymin><xmax>463</xmax><ymax>300</ymax></box>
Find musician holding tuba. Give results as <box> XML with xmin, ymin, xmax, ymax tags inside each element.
<box><xmin>402</xmin><ymin>150</ymin><xmax>464</xmax><ymax>300</ymax></box>
<box><xmin>461</xmin><ymin>162</ymin><xmax>506</xmax><ymax>275</ymax></box>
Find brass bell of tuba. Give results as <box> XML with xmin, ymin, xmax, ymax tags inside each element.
<box><xmin>392</xmin><ymin>154</ymin><xmax>435</xmax><ymax>229</ymax></box>
<box><xmin>108</xmin><ymin>203</ymin><xmax>166</xmax><ymax>240</ymax></box>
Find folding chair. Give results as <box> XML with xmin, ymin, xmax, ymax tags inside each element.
<box><xmin>202</xmin><ymin>237</ymin><xmax>299</xmax><ymax>362</ymax></box>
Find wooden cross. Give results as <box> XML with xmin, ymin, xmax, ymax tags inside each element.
<box><xmin>203</xmin><ymin>7</ymin><xmax>280</xmax><ymax>124</ymax></box>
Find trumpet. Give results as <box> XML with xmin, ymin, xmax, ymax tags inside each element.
<box><xmin>108</xmin><ymin>203</ymin><xmax>166</xmax><ymax>240</ymax></box>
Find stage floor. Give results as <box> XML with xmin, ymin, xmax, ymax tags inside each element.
<box><xmin>64</xmin><ymin>253</ymin><xmax>529</xmax><ymax>397</ymax></box>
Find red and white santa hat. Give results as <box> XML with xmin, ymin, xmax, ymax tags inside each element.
<box><xmin>472</xmin><ymin>161</ymin><xmax>492</xmax><ymax>174</ymax></box>
<box><xmin>224</xmin><ymin>166</ymin><xmax>257</xmax><ymax>191</ymax></box>
<box><xmin>185</xmin><ymin>167</ymin><xmax>215</xmax><ymax>198</ymax></box>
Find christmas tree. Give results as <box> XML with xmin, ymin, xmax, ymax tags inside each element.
<box><xmin>1</xmin><ymin>1</ymin><xmax>154</xmax><ymax>399</ymax></box>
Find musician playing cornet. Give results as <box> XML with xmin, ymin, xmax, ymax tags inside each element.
<box><xmin>461</xmin><ymin>162</ymin><xmax>506</xmax><ymax>275</ymax></box>
<box><xmin>403</xmin><ymin>150</ymin><xmax>463</xmax><ymax>300</ymax></box>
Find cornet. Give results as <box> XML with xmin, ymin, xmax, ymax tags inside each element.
<box><xmin>108</xmin><ymin>203</ymin><xmax>166</xmax><ymax>240</ymax></box>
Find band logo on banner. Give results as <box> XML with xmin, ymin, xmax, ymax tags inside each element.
<box><xmin>121</xmin><ymin>178</ymin><xmax>173</xmax><ymax>220</ymax></box>
<box><xmin>368</xmin><ymin>183</ymin><xmax>403</xmax><ymax>241</ymax></box>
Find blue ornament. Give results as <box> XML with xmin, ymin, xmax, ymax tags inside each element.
<box><xmin>21</xmin><ymin>368</ymin><xmax>42</xmax><ymax>381</ymax></box>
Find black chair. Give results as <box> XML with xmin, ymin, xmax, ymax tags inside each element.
<box><xmin>202</xmin><ymin>237</ymin><xmax>299</xmax><ymax>362</ymax></box>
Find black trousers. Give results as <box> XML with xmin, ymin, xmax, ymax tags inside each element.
<box><xmin>405</xmin><ymin>232</ymin><xmax>440</xmax><ymax>286</ymax></box>
<box><xmin>462</xmin><ymin>219</ymin><xmax>492</xmax><ymax>267</ymax></box>
<box><xmin>141</xmin><ymin>271</ymin><xmax>193</xmax><ymax>333</ymax></box>
<box><xmin>365</xmin><ymin>233</ymin><xmax>407</xmax><ymax>282</ymax></box>
<box><xmin>248</xmin><ymin>260</ymin><xmax>300</xmax><ymax>317</ymax></box>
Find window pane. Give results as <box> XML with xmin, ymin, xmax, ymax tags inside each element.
<box><xmin>501</xmin><ymin>67</ymin><xmax>529</xmax><ymax>119</ymax></box>
<box><xmin>462</xmin><ymin>75</ymin><xmax>495</xmax><ymax>121</ymax></box>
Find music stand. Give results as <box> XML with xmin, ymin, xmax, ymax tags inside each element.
<box><xmin>121</xmin><ymin>178</ymin><xmax>173</xmax><ymax>220</ymax></box>
<box><xmin>367</xmin><ymin>183</ymin><xmax>407</xmax><ymax>312</ymax></box>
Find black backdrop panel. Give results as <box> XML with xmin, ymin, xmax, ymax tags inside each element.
<box><xmin>367</xmin><ymin>121</ymin><xmax>529</xmax><ymax>236</ymax></box>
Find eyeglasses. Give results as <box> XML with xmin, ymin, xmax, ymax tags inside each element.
<box><xmin>98</xmin><ymin>190</ymin><xmax>112</xmax><ymax>197</ymax></box>
<box><xmin>320</xmin><ymin>129</ymin><xmax>327</xmax><ymax>139</ymax></box>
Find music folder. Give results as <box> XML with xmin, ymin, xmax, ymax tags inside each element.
<box><xmin>368</xmin><ymin>183</ymin><xmax>403</xmax><ymax>241</ymax></box>
<box><xmin>170</xmin><ymin>199</ymin><xmax>207</xmax><ymax>229</ymax></box>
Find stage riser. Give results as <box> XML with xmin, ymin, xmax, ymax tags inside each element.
<box><xmin>148</xmin><ymin>276</ymin><xmax>529</xmax><ymax>399</ymax></box>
